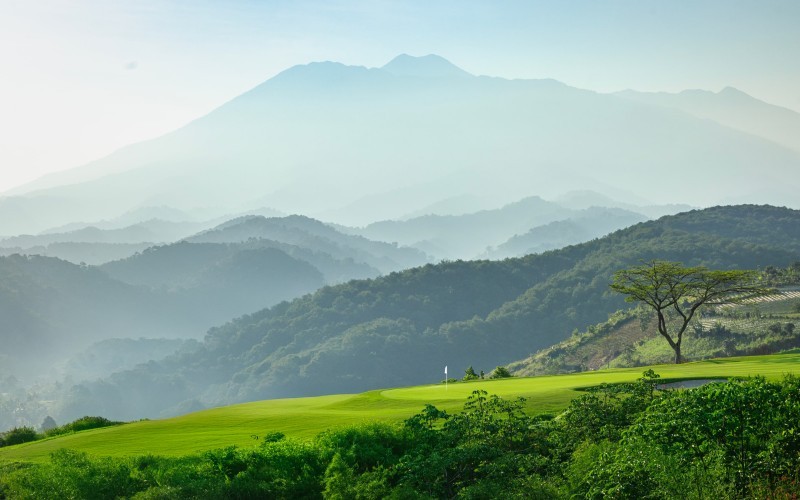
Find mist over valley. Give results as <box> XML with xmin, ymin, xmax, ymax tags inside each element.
<box><xmin>2</xmin><ymin>52</ymin><xmax>800</xmax><ymax>426</ymax></box>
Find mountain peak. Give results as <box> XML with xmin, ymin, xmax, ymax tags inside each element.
<box><xmin>381</xmin><ymin>54</ymin><xmax>471</xmax><ymax>78</ymax></box>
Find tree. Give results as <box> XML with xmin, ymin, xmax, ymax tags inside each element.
<box><xmin>40</xmin><ymin>416</ymin><xmax>57</xmax><ymax>433</ymax></box>
<box><xmin>463</xmin><ymin>366</ymin><xmax>479</xmax><ymax>381</ymax></box>
<box><xmin>489</xmin><ymin>366</ymin><xmax>512</xmax><ymax>379</ymax></box>
<box><xmin>611</xmin><ymin>261</ymin><xmax>770</xmax><ymax>363</ymax></box>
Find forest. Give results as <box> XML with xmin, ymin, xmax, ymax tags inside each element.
<box><xmin>51</xmin><ymin>205</ymin><xmax>800</xmax><ymax>422</ymax></box>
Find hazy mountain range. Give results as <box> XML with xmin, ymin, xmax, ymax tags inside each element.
<box><xmin>0</xmin><ymin>215</ymin><xmax>430</xmax><ymax>382</ymax></box>
<box><xmin>49</xmin><ymin>205</ymin><xmax>800</xmax><ymax>421</ymax></box>
<box><xmin>349</xmin><ymin>196</ymin><xmax>650</xmax><ymax>260</ymax></box>
<box><xmin>1</xmin><ymin>54</ymin><xmax>799</xmax><ymax>235</ymax></box>
<box><xmin>2</xmin><ymin>54</ymin><xmax>800</xmax><ymax>429</ymax></box>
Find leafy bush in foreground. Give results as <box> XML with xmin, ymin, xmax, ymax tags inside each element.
<box><xmin>2</xmin><ymin>374</ymin><xmax>800</xmax><ymax>498</ymax></box>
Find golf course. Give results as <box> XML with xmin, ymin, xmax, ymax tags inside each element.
<box><xmin>2</xmin><ymin>352</ymin><xmax>798</xmax><ymax>463</ymax></box>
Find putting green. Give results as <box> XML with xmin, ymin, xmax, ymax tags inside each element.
<box><xmin>2</xmin><ymin>353</ymin><xmax>798</xmax><ymax>462</ymax></box>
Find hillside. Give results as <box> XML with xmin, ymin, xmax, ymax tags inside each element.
<box><xmin>54</xmin><ymin>205</ymin><xmax>800</xmax><ymax>421</ymax></box>
<box><xmin>0</xmin><ymin>213</ymin><xmax>424</xmax><ymax>379</ymax></box>
<box><xmin>509</xmin><ymin>285</ymin><xmax>800</xmax><ymax>377</ymax></box>
<box><xmin>0</xmin><ymin>218</ymin><xmax>215</xmax><ymax>265</ymax></box>
<box><xmin>2</xmin><ymin>353</ymin><xmax>797</xmax><ymax>463</ymax></box>
<box><xmin>617</xmin><ymin>87</ymin><xmax>800</xmax><ymax>154</ymax></box>
<box><xmin>487</xmin><ymin>206</ymin><xmax>647</xmax><ymax>258</ymax></box>
<box><xmin>187</xmin><ymin>215</ymin><xmax>428</xmax><ymax>274</ymax></box>
<box><xmin>351</xmin><ymin>198</ymin><xmax>648</xmax><ymax>260</ymax></box>
<box><xmin>353</xmin><ymin>196</ymin><xmax>574</xmax><ymax>259</ymax></box>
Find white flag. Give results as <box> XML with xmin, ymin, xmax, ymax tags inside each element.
<box><xmin>444</xmin><ymin>365</ymin><xmax>447</xmax><ymax>375</ymax></box>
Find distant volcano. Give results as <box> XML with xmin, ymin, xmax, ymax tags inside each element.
<box><xmin>2</xmin><ymin>54</ymin><xmax>799</xmax><ymax>234</ymax></box>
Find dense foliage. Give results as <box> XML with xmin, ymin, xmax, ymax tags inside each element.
<box><xmin>3</xmin><ymin>373</ymin><xmax>799</xmax><ymax>498</ymax></box>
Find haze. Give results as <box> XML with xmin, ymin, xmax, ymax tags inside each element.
<box><xmin>2</xmin><ymin>0</ymin><xmax>800</xmax><ymax>193</ymax></box>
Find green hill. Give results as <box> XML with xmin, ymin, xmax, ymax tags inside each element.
<box><xmin>510</xmin><ymin>284</ymin><xmax>800</xmax><ymax>376</ymax></box>
<box><xmin>2</xmin><ymin>353</ymin><xmax>798</xmax><ymax>463</ymax></box>
<box><xmin>55</xmin><ymin>205</ymin><xmax>800</xmax><ymax>422</ymax></box>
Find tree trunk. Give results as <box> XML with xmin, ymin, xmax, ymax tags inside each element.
<box><xmin>673</xmin><ymin>344</ymin><xmax>682</xmax><ymax>364</ymax></box>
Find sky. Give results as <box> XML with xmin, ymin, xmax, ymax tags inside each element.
<box><xmin>1</xmin><ymin>0</ymin><xmax>799</xmax><ymax>193</ymax></box>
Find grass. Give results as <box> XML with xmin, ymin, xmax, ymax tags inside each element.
<box><xmin>2</xmin><ymin>353</ymin><xmax>798</xmax><ymax>463</ymax></box>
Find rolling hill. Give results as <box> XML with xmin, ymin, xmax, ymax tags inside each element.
<box><xmin>186</xmin><ymin>215</ymin><xmax>428</xmax><ymax>274</ymax></box>
<box><xmin>486</xmin><ymin>206</ymin><xmax>647</xmax><ymax>259</ymax></box>
<box><xmin>52</xmin><ymin>205</ymin><xmax>800</xmax><ymax>422</ymax></box>
<box><xmin>2</xmin><ymin>353</ymin><xmax>798</xmax><ymax>463</ymax></box>
<box><xmin>0</xmin><ymin>214</ymin><xmax>424</xmax><ymax>384</ymax></box>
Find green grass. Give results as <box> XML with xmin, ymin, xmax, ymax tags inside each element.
<box><xmin>2</xmin><ymin>353</ymin><xmax>799</xmax><ymax>463</ymax></box>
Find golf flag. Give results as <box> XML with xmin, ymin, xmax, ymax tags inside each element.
<box><xmin>444</xmin><ymin>365</ymin><xmax>447</xmax><ymax>376</ymax></box>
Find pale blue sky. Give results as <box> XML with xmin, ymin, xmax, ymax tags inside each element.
<box><xmin>2</xmin><ymin>0</ymin><xmax>799</xmax><ymax>192</ymax></box>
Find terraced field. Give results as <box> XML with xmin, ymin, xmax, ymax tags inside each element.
<box><xmin>2</xmin><ymin>353</ymin><xmax>799</xmax><ymax>462</ymax></box>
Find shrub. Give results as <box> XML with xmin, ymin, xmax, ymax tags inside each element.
<box><xmin>489</xmin><ymin>366</ymin><xmax>512</xmax><ymax>379</ymax></box>
<box><xmin>46</xmin><ymin>416</ymin><xmax>123</xmax><ymax>437</ymax></box>
<box><xmin>0</xmin><ymin>426</ymin><xmax>39</xmax><ymax>447</ymax></box>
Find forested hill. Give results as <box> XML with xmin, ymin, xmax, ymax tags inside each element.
<box><xmin>62</xmin><ymin>205</ymin><xmax>800</xmax><ymax>421</ymax></box>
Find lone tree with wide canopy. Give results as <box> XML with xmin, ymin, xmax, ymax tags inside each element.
<box><xmin>610</xmin><ymin>260</ymin><xmax>771</xmax><ymax>363</ymax></box>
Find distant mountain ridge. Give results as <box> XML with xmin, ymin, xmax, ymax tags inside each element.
<box><xmin>616</xmin><ymin>87</ymin><xmax>800</xmax><ymax>153</ymax></box>
<box><xmin>0</xmin><ymin>214</ymin><xmax>427</xmax><ymax>381</ymax></box>
<box><xmin>2</xmin><ymin>55</ymin><xmax>799</xmax><ymax>234</ymax></box>
<box><xmin>187</xmin><ymin>215</ymin><xmax>428</xmax><ymax>273</ymax></box>
<box><xmin>487</xmin><ymin>207</ymin><xmax>648</xmax><ymax>259</ymax></box>
<box><xmin>353</xmin><ymin>196</ymin><xmax>573</xmax><ymax>259</ymax></box>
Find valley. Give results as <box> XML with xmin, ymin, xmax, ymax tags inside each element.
<box><xmin>1</xmin><ymin>13</ymin><xmax>799</xmax><ymax>494</ymax></box>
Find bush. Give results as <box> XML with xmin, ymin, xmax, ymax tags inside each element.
<box><xmin>0</xmin><ymin>426</ymin><xmax>39</xmax><ymax>447</ymax></box>
<box><xmin>46</xmin><ymin>416</ymin><xmax>123</xmax><ymax>437</ymax></box>
<box><xmin>489</xmin><ymin>366</ymin><xmax>512</xmax><ymax>379</ymax></box>
<box><xmin>463</xmin><ymin>366</ymin><xmax>479</xmax><ymax>381</ymax></box>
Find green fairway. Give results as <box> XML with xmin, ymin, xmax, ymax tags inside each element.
<box><xmin>2</xmin><ymin>353</ymin><xmax>798</xmax><ymax>463</ymax></box>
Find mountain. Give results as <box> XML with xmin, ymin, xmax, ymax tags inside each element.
<box><xmin>186</xmin><ymin>215</ymin><xmax>428</xmax><ymax>274</ymax></box>
<box><xmin>381</xmin><ymin>53</ymin><xmax>472</xmax><ymax>78</ymax></box>
<box><xmin>1</xmin><ymin>220</ymin><xmax>202</xmax><ymax>247</ymax></box>
<box><xmin>616</xmin><ymin>87</ymin><xmax>800</xmax><ymax>153</ymax></box>
<box><xmin>0</xmin><ymin>211</ymin><xmax>433</xmax><ymax>384</ymax></box>
<box><xmin>57</xmin><ymin>205</ymin><xmax>800</xmax><ymax>421</ymax></box>
<box><xmin>0</xmin><ymin>254</ymin><xmax>179</xmax><ymax>380</ymax></box>
<box><xmin>353</xmin><ymin>196</ymin><xmax>574</xmax><ymax>259</ymax></box>
<box><xmin>487</xmin><ymin>207</ymin><xmax>648</xmax><ymax>259</ymax></box>
<box><xmin>0</xmin><ymin>219</ymin><xmax>212</xmax><ymax>265</ymax></box>
<box><xmin>0</xmin><ymin>246</ymin><xmax>324</xmax><ymax>381</ymax></box>
<box><xmin>3</xmin><ymin>56</ymin><xmax>800</xmax><ymax>234</ymax></box>
<box><xmin>398</xmin><ymin>194</ymin><xmax>502</xmax><ymax>219</ymax></box>
<box><xmin>553</xmin><ymin>190</ymin><xmax>695</xmax><ymax>219</ymax></box>
<box><xmin>0</xmin><ymin>242</ymin><xmax>153</xmax><ymax>266</ymax></box>
<box><xmin>351</xmin><ymin>198</ymin><xmax>648</xmax><ymax>260</ymax></box>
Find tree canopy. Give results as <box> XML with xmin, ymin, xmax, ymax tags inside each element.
<box><xmin>610</xmin><ymin>260</ymin><xmax>771</xmax><ymax>363</ymax></box>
